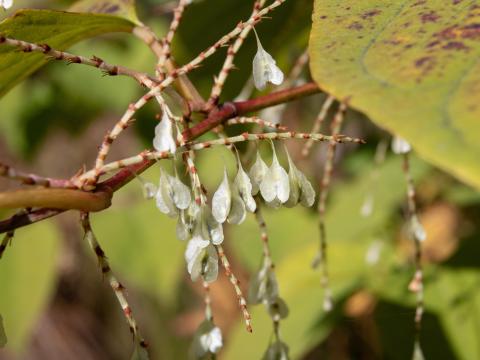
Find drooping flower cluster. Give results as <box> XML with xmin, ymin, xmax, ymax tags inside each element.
<box><xmin>249</xmin><ymin>259</ymin><xmax>290</xmax><ymax>360</ymax></box>
<box><xmin>145</xmin><ymin>141</ymin><xmax>316</xmax><ymax>286</ymax></box>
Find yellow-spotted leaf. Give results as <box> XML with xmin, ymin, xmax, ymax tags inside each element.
<box><xmin>309</xmin><ymin>1</ymin><xmax>480</xmax><ymax>189</ymax></box>
<box><xmin>0</xmin><ymin>9</ymin><xmax>136</xmax><ymax>98</ymax></box>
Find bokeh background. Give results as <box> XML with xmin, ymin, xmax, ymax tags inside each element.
<box><xmin>1</xmin><ymin>1</ymin><xmax>480</xmax><ymax>359</ymax></box>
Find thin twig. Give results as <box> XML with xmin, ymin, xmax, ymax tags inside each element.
<box><xmin>157</xmin><ymin>0</ymin><xmax>192</xmax><ymax>71</ymax></box>
<box><xmin>216</xmin><ymin>244</ymin><xmax>252</xmax><ymax>332</ymax></box>
<box><xmin>225</xmin><ymin>117</ymin><xmax>288</xmax><ymax>131</ymax></box>
<box><xmin>312</xmin><ymin>102</ymin><xmax>348</xmax><ymax>312</ymax></box>
<box><xmin>0</xmin><ymin>36</ymin><xmax>159</xmax><ymax>88</ymax></box>
<box><xmin>402</xmin><ymin>153</ymin><xmax>424</xmax><ymax>350</ymax></box>
<box><xmin>80</xmin><ymin>213</ymin><xmax>148</xmax><ymax>351</ymax></box>
<box><xmin>0</xmin><ymin>162</ymin><xmax>74</xmax><ymax>188</ymax></box>
<box><xmin>207</xmin><ymin>0</ymin><xmax>267</xmax><ymax>108</ymax></box>
<box><xmin>0</xmin><ymin>231</ymin><xmax>13</xmax><ymax>259</ymax></box>
<box><xmin>302</xmin><ymin>95</ymin><xmax>335</xmax><ymax>157</ymax></box>
<box><xmin>1</xmin><ymin>83</ymin><xmax>323</xmax><ymax>233</ymax></box>
<box><xmin>78</xmin><ymin>131</ymin><xmax>363</xmax><ymax>184</ymax></box>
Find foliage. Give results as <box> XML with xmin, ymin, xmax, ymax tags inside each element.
<box><xmin>0</xmin><ymin>0</ymin><xmax>479</xmax><ymax>359</ymax></box>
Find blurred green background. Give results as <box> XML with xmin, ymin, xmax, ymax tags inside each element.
<box><xmin>1</xmin><ymin>1</ymin><xmax>480</xmax><ymax>359</ymax></box>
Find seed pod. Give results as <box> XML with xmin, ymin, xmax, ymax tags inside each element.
<box><xmin>142</xmin><ymin>182</ymin><xmax>157</xmax><ymax>200</ymax></box>
<box><xmin>192</xmin><ymin>320</ymin><xmax>223</xmax><ymax>358</ymax></box>
<box><xmin>153</xmin><ymin>110</ymin><xmax>177</xmax><ymax>154</ymax></box>
<box><xmin>227</xmin><ymin>190</ymin><xmax>247</xmax><ymax>225</ymax></box>
<box><xmin>248</xmin><ymin>266</ymin><xmax>279</xmax><ymax>305</ymax></box>
<box><xmin>260</xmin><ymin>143</ymin><xmax>290</xmax><ymax>204</ymax></box>
<box><xmin>285</xmin><ymin>150</ymin><xmax>315</xmax><ymax>208</ymax></box>
<box><xmin>212</xmin><ymin>168</ymin><xmax>232</xmax><ymax>224</ymax></box>
<box><xmin>249</xmin><ymin>150</ymin><xmax>269</xmax><ymax>196</ymax></box>
<box><xmin>252</xmin><ymin>32</ymin><xmax>284</xmax><ymax>90</ymax></box>
<box><xmin>265</xmin><ymin>297</ymin><xmax>289</xmax><ymax>321</ymax></box>
<box><xmin>391</xmin><ymin>136</ymin><xmax>411</xmax><ymax>154</ymax></box>
<box><xmin>234</xmin><ymin>159</ymin><xmax>256</xmax><ymax>213</ymax></box>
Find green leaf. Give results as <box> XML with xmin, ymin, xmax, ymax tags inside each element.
<box><xmin>309</xmin><ymin>1</ymin><xmax>480</xmax><ymax>189</ymax></box>
<box><xmin>0</xmin><ymin>221</ymin><xmax>60</xmax><ymax>351</ymax></box>
<box><xmin>69</xmin><ymin>0</ymin><xmax>140</xmax><ymax>24</ymax></box>
<box><xmin>0</xmin><ymin>9</ymin><xmax>136</xmax><ymax>98</ymax></box>
<box><xmin>0</xmin><ymin>314</ymin><xmax>6</xmax><ymax>348</ymax></box>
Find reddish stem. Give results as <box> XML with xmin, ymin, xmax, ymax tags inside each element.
<box><xmin>0</xmin><ymin>82</ymin><xmax>321</xmax><ymax>234</ymax></box>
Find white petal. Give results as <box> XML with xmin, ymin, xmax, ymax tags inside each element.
<box><xmin>2</xmin><ymin>0</ymin><xmax>13</xmax><ymax>9</ymax></box>
<box><xmin>227</xmin><ymin>191</ymin><xmax>247</xmax><ymax>225</ymax></box>
<box><xmin>298</xmin><ymin>172</ymin><xmax>316</xmax><ymax>207</ymax></box>
<box><xmin>285</xmin><ymin>152</ymin><xmax>300</xmax><ymax>207</ymax></box>
<box><xmin>252</xmin><ymin>44</ymin><xmax>284</xmax><ymax>90</ymax></box>
<box><xmin>235</xmin><ymin>164</ymin><xmax>256</xmax><ymax>213</ymax></box>
<box><xmin>249</xmin><ymin>151</ymin><xmax>269</xmax><ymax>195</ymax></box>
<box><xmin>202</xmin><ymin>244</ymin><xmax>219</xmax><ymax>283</ymax></box>
<box><xmin>391</xmin><ymin>136</ymin><xmax>411</xmax><ymax>154</ymax></box>
<box><xmin>153</xmin><ymin>111</ymin><xmax>177</xmax><ymax>153</ymax></box>
<box><xmin>411</xmin><ymin>215</ymin><xmax>427</xmax><ymax>242</ymax></box>
<box><xmin>206</xmin><ymin>207</ymin><xmax>224</xmax><ymax>245</ymax></box>
<box><xmin>171</xmin><ymin>176</ymin><xmax>191</xmax><ymax>210</ymax></box>
<box><xmin>212</xmin><ymin>169</ymin><xmax>231</xmax><ymax>223</ymax></box>
<box><xmin>259</xmin><ymin>168</ymin><xmax>277</xmax><ymax>203</ymax></box>
<box><xmin>269</xmin><ymin>61</ymin><xmax>284</xmax><ymax>86</ymax></box>
<box><xmin>176</xmin><ymin>211</ymin><xmax>190</xmax><ymax>241</ymax></box>
<box><xmin>252</xmin><ymin>48</ymin><xmax>267</xmax><ymax>90</ymax></box>
<box><xmin>360</xmin><ymin>194</ymin><xmax>374</xmax><ymax>217</ymax></box>
<box><xmin>156</xmin><ymin>170</ymin><xmax>177</xmax><ymax>217</ymax></box>
<box><xmin>199</xmin><ymin>326</ymin><xmax>223</xmax><ymax>354</ymax></box>
<box><xmin>185</xmin><ymin>236</ymin><xmax>209</xmax><ymax>276</ymax></box>
<box><xmin>271</xmin><ymin>151</ymin><xmax>290</xmax><ymax>203</ymax></box>
<box><xmin>142</xmin><ymin>182</ymin><xmax>157</xmax><ymax>200</ymax></box>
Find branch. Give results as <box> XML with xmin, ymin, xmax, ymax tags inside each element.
<box><xmin>0</xmin><ymin>82</ymin><xmax>322</xmax><ymax>234</ymax></box>
<box><xmin>0</xmin><ymin>36</ymin><xmax>159</xmax><ymax>88</ymax></box>
<box><xmin>0</xmin><ymin>188</ymin><xmax>112</xmax><ymax>212</ymax></box>
<box><xmin>0</xmin><ymin>162</ymin><xmax>74</xmax><ymax>188</ymax></box>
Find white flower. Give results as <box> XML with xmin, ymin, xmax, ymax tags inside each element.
<box><xmin>185</xmin><ymin>236</ymin><xmax>218</xmax><ymax>283</ymax></box>
<box><xmin>212</xmin><ymin>168</ymin><xmax>232</xmax><ymax>223</ymax></box>
<box><xmin>248</xmin><ymin>266</ymin><xmax>279</xmax><ymax>305</ymax></box>
<box><xmin>153</xmin><ymin>110</ymin><xmax>177</xmax><ymax>154</ymax></box>
<box><xmin>0</xmin><ymin>0</ymin><xmax>13</xmax><ymax>10</ymax></box>
<box><xmin>260</xmin><ymin>144</ymin><xmax>290</xmax><ymax>205</ymax></box>
<box><xmin>365</xmin><ymin>241</ymin><xmax>383</xmax><ymax>265</ymax></box>
<box><xmin>284</xmin><ymin>149</ymin><xmax>315</xmax><ymax>208</ymax></box>
<box><xmin>249</xmin><ymin>150</ymin><xmax>269</xmax><ymax>195</ymax></box>
<box><xmin>199</xmin><ymin>326</ymin><xmax>223</xmax><ymax>354</ymax></box>
<box><xmin>142</xmin><ymin>182</ymin><xmax>157</xmax><ymax>200</ymax></box>
<box><xmin>391</xmin><ymin>136</ymin><xmax>411</xmax><ymax>154</ymax></box>
<box><xmin>252</xmin><ymin>32</ymin><xmax>284</xmax><ymax>90</ymax></box>
<box><xmin>192</xmin><ymin>321</ymin><xmax>223</xmax><ymax>358</ymax></box>
<box><xmin>410</xmin><ymin>215</ymin><xmax>427</xmax><ymax>242</ymax></box>
<box><xmin>212</xmin><ymin>166</ymin><xmax>253</xmax><ymax>225</ymax></box>
<box><xmin>360</xmin><ymin>193</ymin><xmax>374</xmax><ymax>217</ymax></box>
<box><xmin>194</xmin><ymin>205</ymin><xmax>224</xmax><ymax>245</ymax></box>
<box><xmin>234</xmin><ymin>160</ymin><xmax>256</xmax><ymax>213</ymax></box>
<box><xmin>156</xmin><ymin>169</ymin><xmax>191</xmax><ymax>217</ymax></box>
